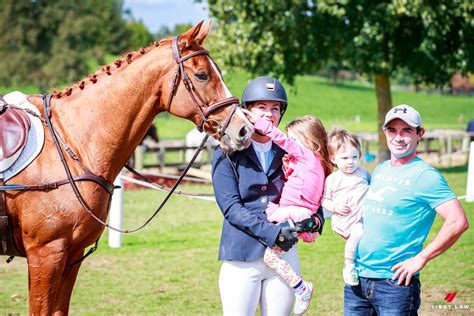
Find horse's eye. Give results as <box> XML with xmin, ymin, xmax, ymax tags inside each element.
<box><xmin>195</xmin><ymin>71</ymin><xmax>209</xmax><ymax>81</ymax></box>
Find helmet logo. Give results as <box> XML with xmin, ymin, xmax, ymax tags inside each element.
<box><xmin>265</xmin><ymin>83</ymin><xmax>275</xmax><ymax>91</ymax></box>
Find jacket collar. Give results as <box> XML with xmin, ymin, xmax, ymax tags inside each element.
<box><xmin>267</xmin><ymin>143</ymin><xmax>285</xmax><ymax>176</ymax></box>
<box><xmin>244</xmin><ymin>142</ymin><xmax>285</xmax><ymax>175</ymax></box>
<box><xmin>243</xmin><ymin>145</ymin><xmax>262</xmax><ymax>171</ymax></box>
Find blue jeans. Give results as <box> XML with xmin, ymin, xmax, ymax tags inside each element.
<box><xmin>344</xmin><ymin>276</ymin><xmax>421</xmax><ymax>315</ymax></box>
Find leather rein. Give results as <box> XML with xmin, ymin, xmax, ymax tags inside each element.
<box><xmin>0</xmin><ymin>36</ymin><xmax>240</xmax><ymax>256</ymax></box>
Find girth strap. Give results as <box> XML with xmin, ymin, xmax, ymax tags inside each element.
<box><xmin>0</xmin><ymin>177</ymin><xmax>24</xmax><ymax>259</ymax></box>
<box><xmin>0</xmin><ymin>178</ymin><xmax>7</xmax><ymax>253</ymax></box>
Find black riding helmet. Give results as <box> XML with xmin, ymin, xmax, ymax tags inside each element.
<box><xmin>241</xmin><ymin>76</ymin><xmax>288</xmax><ymax>119</ymax></box>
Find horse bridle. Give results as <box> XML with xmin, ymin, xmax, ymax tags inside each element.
<box><xmin>167</xmin><ymin>36</ymin><xmax>239</xmax><ymax>138</ymax></box>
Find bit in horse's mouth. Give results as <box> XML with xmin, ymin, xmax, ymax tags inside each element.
<box><xmin>218</xmin><ymin>127</ymin><xmax>252</xmax><ymax>154</ymax></box>
<box><xmin>238</xmin><ymin>138</ymin><xmax>252</xmax><ymax>150</ymax></box>
<box><xmin>229</xmin><ymin>138</ymin><xmax>251</xmax><ymax>154</ymax></box>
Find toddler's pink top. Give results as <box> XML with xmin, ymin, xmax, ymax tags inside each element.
<box><xmin>321</xmin><ymin>168</ymin><xmax>370</xmax><ymax>238</ymax></box>
<box><xmin>254</xmin><ymin>119</ymin><xmax>325</xmax><ymax>213</ymax></box>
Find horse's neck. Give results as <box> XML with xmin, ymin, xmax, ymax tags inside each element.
<box><xmin>50</xmin><ymin>50</ymin><xmax>169</xmax><ymax>180</ymax></box>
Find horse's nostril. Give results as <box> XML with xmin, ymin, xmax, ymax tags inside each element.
<box><xmin>239</xmin><ymin>126</ymin><xmax>248</xmax><ymax>138</ymax></box>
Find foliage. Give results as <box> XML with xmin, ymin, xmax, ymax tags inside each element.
<box><xmin>208</xmin><ymin>0</ymin><xmax>473</xmax><ymax>86</ymax></box>
<box><xmin>155</xmin><ymin>23</ymin><xmax>194</xmax><ymax>39</ymax></box>
<box><xmin>122</xmin><ymin>7</ymin><xmax>155</xmax><ymax>49</ymax></box>
<box><xmin>125</xmin><ymin>20</ymin><xmax>155</xmax><ymax>50</ymax></box>
<box><xmin>0</xmin><ymin>0</ymin><xmax>152</xmax><ymax>87</ymax></box>
<box><xmin>206</xmin><ymin>1</ymin><xmax>320</xmax><ymax>85</ymax></box>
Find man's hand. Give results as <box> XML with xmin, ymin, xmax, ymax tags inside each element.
<box><xmin>391</xmin><ymin>255</ymin><xmax>427</xmax><ymax>285</ymax></box>
<box><xmin>275</xmin><ymin>226</ymin><xmax>298</xmax><ymax>251</ymax></box>
<box><xmin>334</xmin><ymin>204</ymin><xmax>351</xmax><ymax>216</ymax></box>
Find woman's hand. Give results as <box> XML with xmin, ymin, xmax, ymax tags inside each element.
<box><xmin>275</xmin><ymin>226</ymin><xmax>298</xmax><ymax>251</ymax></box>
<box><xmin>282</xmin><ymin>154</ymin><xmax>293</xmax><ymax>177</ymax></box>
<box><xmin>282</xmin><ymin>154</ymin><xmax>292</xmax><ymax>167</ymax></box>
<box><xmin>242</xmin><ymin>109</ymin><xmax>257</xmax><ymax>125</ymax></box>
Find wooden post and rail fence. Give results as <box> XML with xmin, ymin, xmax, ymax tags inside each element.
<box><xmin>132</xmin><ymin>130</ymin><xmax>474</xmax><ymax>170</ymax></box>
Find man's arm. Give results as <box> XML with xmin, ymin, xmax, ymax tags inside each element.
<box><xmin>391</xmin><ymin>199</ymin><xmax>469</xmax><ymax>285</ymax></box>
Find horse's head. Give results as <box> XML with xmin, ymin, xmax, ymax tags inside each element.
<box><xmin>159</xmin><ymin>21</ymin><xmax>252</xmax><ymax>153</ymax></box>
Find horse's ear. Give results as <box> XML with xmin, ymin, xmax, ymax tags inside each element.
<box><xmin>195</xmin><ymin>20</ymin><xmax>212</xmax><ymax>45</ymax></box>
<box><xmin>180</xmin><ymin>20</ymin><xmax>205</xmax><ymax>48</ymax></box>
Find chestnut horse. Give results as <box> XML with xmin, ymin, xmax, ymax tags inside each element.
<box><xmin>4</xmin><ymin>21</ymin><xmax>252</xmax><ymax>314</ymax></box>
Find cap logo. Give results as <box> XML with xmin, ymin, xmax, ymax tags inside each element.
<box><xmin>265</xmin><ymin>83</ymin><xmax>275</xmax><ymax>91</ymax></box>
<box><xmin>394</xmin><ymin>107</ymin><xmax>407</xmax><ymax>114</ymax></box>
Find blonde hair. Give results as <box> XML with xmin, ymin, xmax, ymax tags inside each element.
<box><xmin>327</xmin><ymin>129</ymin><xmax>362</xmax><ymax>157</ymax></box>
<box><xmin>286</xmin><ymin>115</ymin><xmax>333</xmax><ymax>177</ymax></box>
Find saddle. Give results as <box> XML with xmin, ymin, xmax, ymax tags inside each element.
<box><xmin>0</xmin><ymin>95</ymin><xmax>31</xmax><ymax>172</ymax></box>
<box><xmin>0</xmin><ymin>95</ymin><xmax>30</xmax><ymax>258</ymax></box>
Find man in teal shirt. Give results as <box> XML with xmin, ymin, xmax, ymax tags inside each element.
<box><xmin>344</xmin><ymin>104</ymin><xmax>469</xmax><ymax>315</ymax></box>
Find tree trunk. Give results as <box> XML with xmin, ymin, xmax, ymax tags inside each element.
<box><xmin>374</xmin><ymin>73</ymin><xmax>392</xmax><ymax>162</ymax></box>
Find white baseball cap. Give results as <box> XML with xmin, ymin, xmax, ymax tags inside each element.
<box><xmin>383</xmin><ymin>104</ymin><xmax>422</xmax><ymax>128</ymax></box>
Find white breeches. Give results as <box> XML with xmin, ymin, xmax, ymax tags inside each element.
<box><xmin>219</xmin><ymin>246</ymin><xmax>300</xmax><ymax>316</ymax></box>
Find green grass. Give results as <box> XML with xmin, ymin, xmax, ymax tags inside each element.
<box><xmin>0</xmin><ymin>167</ymin><xmax>472</xmax><ymax>315</ymax></box>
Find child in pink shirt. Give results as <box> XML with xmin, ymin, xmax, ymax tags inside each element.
<box><xmin>245</xmin><ymin>113</ymin><xmax>332</xmax><ymax>315</ymax></box>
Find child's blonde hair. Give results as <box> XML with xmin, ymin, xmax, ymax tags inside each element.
<box><xmin>327</xmin><ymin>129</ymin><xmax>362</xmax><ymax>158</ymax></box>
<box><xmin>286</xmin><ymin>115</ymin><xmax>333</xmax><ymax>177</ymax></box>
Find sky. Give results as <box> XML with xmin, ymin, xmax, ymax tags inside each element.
<box><xmin>123</xmin><ymin>0</ymin><xmax>210</xmax><ymax>33</ymax></box>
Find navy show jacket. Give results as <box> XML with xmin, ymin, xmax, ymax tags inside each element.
<box><xmin>212</xmin><ymin>144</ymin><xmax>325</xmax><ymax>262</ymax></box>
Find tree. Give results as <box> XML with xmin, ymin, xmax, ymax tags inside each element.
<box><xmin>208</xmin><ymin>0</ymin><xmax>474</xmax><ymax>161</ymax></box>
<box><xmin>0</xmin><ymin>0</ymin><xmax>134</xmax><ymax>87</ymax></box>
<box><xmin>125</xmin><ymin>20</ymin><xmax>154</xmax><ymax>50</ymax></box>
<box><xmin>155</xmin><ymin>23</ymin><xmax>194</xmax><ymax>39</ymax></box>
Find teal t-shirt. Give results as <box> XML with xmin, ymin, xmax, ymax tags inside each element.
<box><xmin>356</xmin><ymin>157</ymin><xmax>456</xmax><ymax>278</ymax></box>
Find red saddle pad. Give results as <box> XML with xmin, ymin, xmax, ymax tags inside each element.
<box><xmin>0</xmin><ymin>107</ymin><xmax>31</xmax><ymax>160</ymax></box>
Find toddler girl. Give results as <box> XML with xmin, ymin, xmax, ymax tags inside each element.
<box><xmin>321</xmin><ymin>129</ymin><xmax>370</xmax><ymax>286</ymax></box>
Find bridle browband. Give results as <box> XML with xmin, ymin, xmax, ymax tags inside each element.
<box><xmin>0</xmin><ymin>35</ymin><xmax>244</xmax><ymax>265</ymax></box>
<box><xmin>167</xmin><ymin>36</ymin><xmax>239</xmax><ymax>138</ymax></box>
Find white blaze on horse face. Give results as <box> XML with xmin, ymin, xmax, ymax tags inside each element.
<box><xmin>235</xmin><ymin>107</ymin><xmax>253</xmax><ymax>126</ymax></box>
<box><xmin>207</xmin><ymin>56</ymin><xmax>232</xmax><ymax>98</ymax></box>
<box><xmin>206</xmin><ymin>57</ymin><xmax>251</xmax><ymax>127</ymax></box>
